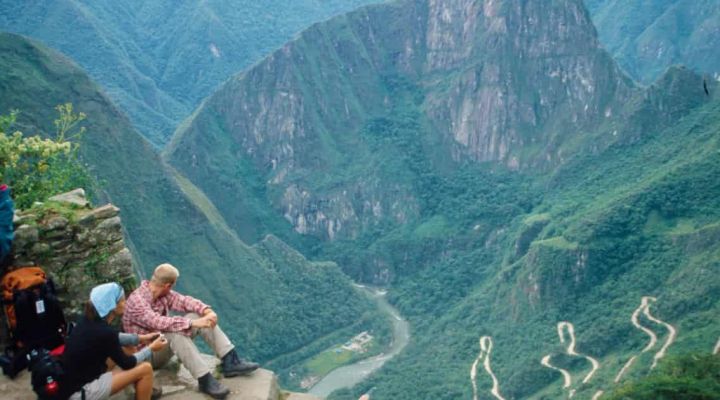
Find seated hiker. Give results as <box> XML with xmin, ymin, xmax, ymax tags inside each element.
<box><xmin>61</xmin><ymin>282</ymin><xmax>168</xmax><ymax>400</ymax></box>
<box><xmin>123</xmin><ymin>263</ymin><xmax>259</xmax><ymax>399</ymax></box>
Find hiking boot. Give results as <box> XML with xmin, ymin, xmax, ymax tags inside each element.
<box><xmin>221</xmin><ymin>349</ymin><xmax>260</xmax><ymax>377</ymax></box>
<box><xmin>198</xmin><ymin>373</ymin><xmax>230</xmax><ymax>399</ymax></box>
<box><xmin>151</xmin><ymin>386</ymin><xmax>163</xmax><ymax>400</ymax></box>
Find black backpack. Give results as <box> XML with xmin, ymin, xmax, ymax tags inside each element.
<box><xmin>27</xmin><ymin>347</ymin><xmax>64</xmax><ymax>399</ymax></box>
<box><xmin>12</xmin><ymin>278</ymin><xmax>66</xmax><ymax>351</ymax></box>
<box><xmin>0</xmin><ymin>269</ymin><xmax>66</xmax><ymax>379</ymax></box>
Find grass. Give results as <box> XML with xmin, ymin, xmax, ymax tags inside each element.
<box><xmin>305</xmin><ymin>347</ymin><xmax>356</xmax><ymax>377</ymax></box>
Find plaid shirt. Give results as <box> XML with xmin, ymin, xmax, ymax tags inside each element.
<box><xmin>122</xmin><ymin>280</ymin><xmax>210</xmax><ymax>338</ymax></box>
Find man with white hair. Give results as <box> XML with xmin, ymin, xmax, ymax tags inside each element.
<box><xmin>123</xmin><ymin>263</ymin><xmax>259</xmax><ymax>399</ymax></box>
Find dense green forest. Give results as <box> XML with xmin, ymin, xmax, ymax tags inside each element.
<box><xmin>327</xmin><ymin>73</ymin><xmax>720</xmax><ymax>399</ymax></box>
<box><xmin>607</xmin><ymin>354</ymin><xmax>720</xmax><ymax>399</ymax></box>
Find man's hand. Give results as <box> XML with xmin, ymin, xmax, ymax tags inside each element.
<box><xmin>138</xmin><ymin>332</ymin><xmax>161</xmax><ymax>344</ymax></box>
<box><xmin>149</xmin><ymin>335</ymin><xmax>168</xmax><ymax>352</ymax></box>
<box><xmin>191</xmin><ymin>316</ymin><xmax>214</xmax><ymax>329</ymax></box>
<box><xmin>203</xmin><ymin>309</ymin><xmax>218</xmax><ymax>327</ymax></box>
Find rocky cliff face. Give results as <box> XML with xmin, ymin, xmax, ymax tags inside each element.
<box><xmin>423</xmin><ymin>0</ymin><xmax>633</xmax><ymax>164</ymax></box>
<box><xmin>168</xmin><ymin>0</ymin><xmax>633</xmax><ymax>242</ymax></box>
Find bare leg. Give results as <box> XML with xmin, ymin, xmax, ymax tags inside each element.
<box><xmin>110</xmin><ymin>362</ymin><xmax>153</xmax><ymax>400</ymax></box>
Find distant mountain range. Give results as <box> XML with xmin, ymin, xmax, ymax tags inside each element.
<box><xmin>585</xmin><ymin>0</ymin><xmax>720</xmax><ymax>83</ymax></box>
<box><xmin>0</xmin><ymin>0</ymin><xmax>382</xmax><ymax>146</ymax></box>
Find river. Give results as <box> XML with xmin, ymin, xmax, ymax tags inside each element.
<box><xmin>308</xmin><ymin>286</ymin><xmax>410</xmax><ymax>398</ymax></box>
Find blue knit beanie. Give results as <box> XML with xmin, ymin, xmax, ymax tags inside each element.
<box><xmin>90</xmin><ymin>282</ymin><xmax>124</xmax><ymax>318</ymax></box>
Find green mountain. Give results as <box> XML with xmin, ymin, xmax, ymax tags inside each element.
<box><xmin>585</xmin><ymin>0</ymin><xmax>720</xmax><ymax>84</ymax></box>
<box><xmin>0</xmin><ymin>0</ymin><xmax>383</xmax><ymax>146</ymax></box>
<box><xmin>165</xmin><ymin>0</ymin><xmax>720</xmax><ymax>398</ymax></box>
<box><xmin>167</xmin><ymin>0</ymin><xmax>633</xmax><ymax>276</ymax></box>
<box><xmin>0</xmin><ymin>32</ymin><xmax>373</xmax><ymax>362</ymax></box>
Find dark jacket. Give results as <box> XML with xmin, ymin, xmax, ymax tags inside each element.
<box><xmin>60</xmin><ymin>317</ymin><xmax>139</xmax><ymax>399</ymax></box>
<box><xmin>0</xmin><ymin>186</ymin><xmax>14</xmax><ymax>265</ymax></box>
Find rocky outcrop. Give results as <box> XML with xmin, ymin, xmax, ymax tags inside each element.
<box><xmin>8</xmin><ymin>189</ymin><xmax>136</xmax><ymax>320</ymax></box>
<box><xmin>0</xmin><ymin>365</ymin><xmax>321</xmax><ymax>400</ymax></box>
<box><xmin>423</xmin><ymin>0</ymin><xmax>633</xmax><ymax>165</ymax></box>
<box><xmin>516</xmin><ymin>237</ymin><xmax>588</xmax><ymax>309</ymax></box>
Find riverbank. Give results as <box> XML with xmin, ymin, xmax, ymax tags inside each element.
<box><xmin>308</xmin><ymin>286</ymin><xmax>410</xmax><ymax>398</ymax></box>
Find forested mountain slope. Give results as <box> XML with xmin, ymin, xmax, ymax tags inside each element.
<box><xmin>0</xmin><ymin>32</ymin><xmax>372</xmax><ymax>362</ymax></box>
<box><xmin>0</xmin><ymin>0</ymin><xmax>383</xmax><ymax>146</ymax></box>
<box><xmin>585</xmin><ymin>0</ymin><xmax>720</xmax><ymax>83</ymax></box>
<box><xmin>349</xmin><ymin>68</ymin><xmax>720</xmax><ymax>399</ymax></box>
<box><xmin>167</xmin><ymin>0</ymin><xmax>633</xmax><ymax>255</ymax></box>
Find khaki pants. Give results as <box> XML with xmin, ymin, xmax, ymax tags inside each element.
<box><xmin>151</xmin><ymin>313</ymin><xmax>234</xmax><ymax>379</ymax></box>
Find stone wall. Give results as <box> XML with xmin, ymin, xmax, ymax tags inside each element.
<box><xmin>7</xmin><ymin>188</ymin><xmax>136</xmax><ymax>321</ymax></box>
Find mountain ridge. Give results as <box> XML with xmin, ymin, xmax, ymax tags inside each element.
<box><xmin>0</xmin><ymin>0</ymin><xmax>385</xmax><ymax>146</ymax></box>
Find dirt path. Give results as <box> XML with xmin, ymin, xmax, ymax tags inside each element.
<box><xmin>471</xmin><ymin>336</ymin><xmax>506</xmax><ymax>400</ymax></box>
<box><xmin>591</xmin><ymin>390</ymin><xmax>604</xmax><ymax>400</ymax></box>
<box><xmin>615</xmin><ymin>297</ymin><xmax>677</xmax><ymax>382</ymax></box>
<box><xmin>641</xmin><ymin>297</ymin><xmax>677</xmax><ymax>370</ymax></box>
<box><xmin>541</xmin><ymin>322</ymin><xmax>600</xmax><ymax>398</ymax></box>
<box><xmin>558</xmin><ymin>322</ymin><xmax>601</xmax><ymax>384</ymax></box>
<box><xmin>614</xmin><ymin>356</ymin><xmax>637</xmax><ymax>383</ymax></box>
<box><xmin>541</xmin><ymin>355</ymin><xmax>572</xmax><ymax>389</ymax></box>
<box><xmin>635</xmin><ymin>297</ymin><xmax>658</xmax><ymax>352</ymax></box>
<box><xmin>615</xmin><ymin>297</ymin><xmax>657</xmax><ymax>383</ymax></box>
<box><xmin>714</xmin><ymin>338</ymin><xmax>720</xmax><ymax>355</ymax></box>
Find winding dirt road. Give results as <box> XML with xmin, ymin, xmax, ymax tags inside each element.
<box><xmin>615</xmin><ymin>297</ymin><xmax>677</xmax><ymax>382</ymax></box>
<box><xmin>541</xmin><ymin>322</ymin><xmax>601</xmax><ymax>398</ymax></box>
<box><xmin>541</xmin><ymin>355</ymin><xmax>572</xmax><ymax>389</ymax></box>
<box><xmin>641</xmin><ymin>297</ymin><xmax>677</xmax><ymax>369</ymax></box>
<box><xmin>471</xmin><ymin>336</ymin><xmax>506</xmax><ymax>400</ymax></box>
<box><xmin>557</xmin><ymin>322</ymin><xmax>601</xmax><ymax>384</ymax></box>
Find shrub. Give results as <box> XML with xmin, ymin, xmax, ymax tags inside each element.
<box><xmin>608</xmin><ymin>354</ymin><xmax>720</xmax><ymax>400</ymax></box>
<box><xmin>0</xmin><ymin>104</ymin><xmax>93</xmax><ymax>208</ymax></box>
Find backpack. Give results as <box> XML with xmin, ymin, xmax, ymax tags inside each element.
<box><xmin>0</xmin><ymin>266</ymin><xmax>66</xmax><ymax>378</ymax></box>
<box><xmin>2</xmin><ymin>267</ymin><xmax>66</xmax><ymax>350</ymax></box>
<box><xmin>27</xmin><ymin>347</ymin><xmax>64</xmax><ymax>400</ymax></box>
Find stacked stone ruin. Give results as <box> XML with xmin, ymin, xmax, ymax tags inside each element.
<box><xmin>8</xmin><ymin>188</ymin><xmax>135</xmax><ymax>321</ymax></box>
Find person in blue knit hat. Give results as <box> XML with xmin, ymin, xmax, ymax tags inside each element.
<box><xmin>60</xmin><ymin>282</ymin><xmax>168</xmax><ymax>400</ymax></box>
